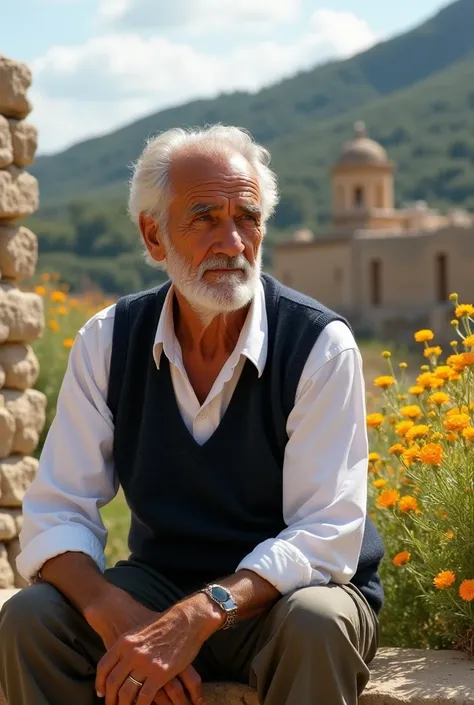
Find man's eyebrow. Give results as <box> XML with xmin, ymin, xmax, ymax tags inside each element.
<box><xmin>189</xmin><ymin>203</ymin><xmax>223</xmax><ymax>215</ymax></box>
<box><xmin>239</xmin><ymin>204</ymin><xmax>262</xmax><ymax>216</ymax></box>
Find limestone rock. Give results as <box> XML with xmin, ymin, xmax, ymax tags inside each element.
<box><xmin>0</xmin><ymin>400</ymin><xmax>15</xmax><ymax>459</ymax></box>
<box><xmin>0</xmin><ymin>455</ymin><xmax>38</xmax><ymax>507</ymax></box>
<box><xmin>0</xmin><ymin>368</ymin><xmax>4</xmax><ymax>389</ymax></box>
<box><xmin>0</xmin><ymin>55</ymin><xmax>32</xmax><ymax>119</ymax></box>
<box><xmin>203</xmin><ymin>684</ymin><xmax>257</xmax><ymax>704</ymax></box>
<box><xmin>0</xmin><ymin>543</ymin><xmax>14</xmax><ymax>588</ymax></box>
<box><xmin>0</xmin><ymin>116</ymin><xmax>13</xmax><ymax>168</ymax></box>
<box><xmin>6</xmin><ymin>537</ymin><xmax>28</xmax><ymax>588</ymax></box>
<box><xmin>1</xmin><ymin>390</ymin><xmax>46</xmax><ymax>456</ymax></box>
<box><xmin>0</xmin><ymin>166</ymin><xmax>39</xmax><ymax>220</ymax></box>
<box><xmin>0</xmin><ymin>224</ymin><xmax>38</xmax><ymax>282</ymax></box>
<box><xmin>8</xmin><ymin>119</ymin><xmax>38</xmax><ymax>167</ymax></box>
<box><xmin>0</xmin><ymin>509</ymin><xmax>22</xmax><ymax>541</ymax></box>
<box><xmin>0</xmin><ymin>284</ymin><xmax>44</xmax><ymax>344</ymax></box>
<box><xmin>0</xmin><ymin>344</ymin><xmax>40</xmax><ymax>390</ymax></box>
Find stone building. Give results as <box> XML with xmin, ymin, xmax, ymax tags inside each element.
<box><xmin>273</xmin><ymin>123</ymin><xmax>474</xmax><ymax>343</ymax></box>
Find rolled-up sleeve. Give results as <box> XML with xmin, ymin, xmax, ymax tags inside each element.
<box><xmin>237</xmin><ymin>323</ymin><xmax>368</xmax><ymax>595</ymax></box>
<box><xmin>17</xmin><ymin>313</ymin><xmax>118</xmax><ymax>582</ymax></box>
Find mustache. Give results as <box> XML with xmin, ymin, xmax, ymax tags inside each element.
<box><xmin>198</xmin><ymin>254</ymin><xmax>252</xmax><ymax>276</ymax></box>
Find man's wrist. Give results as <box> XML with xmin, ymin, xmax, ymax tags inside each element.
<box><xmin>180</xmin><ymin>592</ymin><xmax>227</xmax><ymax>641</ymax></box>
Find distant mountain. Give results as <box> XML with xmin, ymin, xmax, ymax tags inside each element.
<box><xmin>26</xmin><ymin>0</ymin><xmax>474</xmax><ymax>294</ymax></box>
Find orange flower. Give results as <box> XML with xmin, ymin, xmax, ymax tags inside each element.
<box><xmin>398</xmin><ymin>495</ymin><xmax>419</xmax><ymax>513</ymax></box>
<box><xmin>424</xmin><ymin>346</ymin><xmax>442</xmax><ymax>358</ymax></box>
<box><xmin>48</xmin><ymin>320</ymin><xmax>60</xmax><ymax>333</ymax></box>
<box><xmin>392</xmin><ymin>551</ymin><xmax>411</xmax><ymax>567</ymax></box>
<box><xmin>400</xmin><ymin>405</ymin><xmax>423</xmax><ymax>420</ymax></box>
<box><xmin>459</xmin><ymin>579</ymin><xmax>474</xmax><ymax>602</ymax></box>
<box><xmin>367</xmin><ymin>413</ymin><xmax>384</xmax><ymax>429</ymax></box>
<box><xmin>409</xmin><ymin>386</ymin><xmax>424</xmax><ymax>396</ymax></box>
<box><xmin>446</xmin><ymin>353</ymin><xmax>467</xmax><ymax>372</ymax></box>
<box><xmin>462</xmin><ymin>334</ymin><xmax>474</xmax><ymax>348</ymax></box>
<box><xmin>414</xmin><ymin>329</ymin><xmax>434</xmax><ymax>342</ymax></box>
<box><xmin>34</xmin><ymin>285</ymin><xmax>46</xmax><ymax>296</ymax></box>
<box><xmin>445</xmin><ymin>431</ymin><xmax>458</xmax><ymax>442</ymax></box>
<box><xmin>418</xmin><ymin>443</ymin><xmax>443</xmax><ymax>465</ymax></box>
<box><xmin>445</xmin><ymin>530</ymin><xmax>455</xmax><ymax>540</ymax></box>
<box><xmin>389</xmin><ymin>443</ymin><xmax>405</xmax><ymax>456</ymax></box>
<box><xmin>368</xmin><ymin>452</ymin><xmax>381</xmax><ymax>462</ymax></box>
<box><xmin>51</xmin><ymin>290</ymin><xmax>67</xmax><ymax>303</ymax></box>
<box><xmin>402</xmin><ymin>445</ymin><xmax>420</xmax><ymax>466</ymax></box>
<box><xmin>374</xmin><ymin>376</ymin><xmax>395</xmax><ymax>389</ymax></box>
<box><xmin>428</xmin><ymin>392</ymin><xmax>450</xmax><ymax>406</ymax></box>
<box><xmin>433</xmin><ymin>365</ymin><xmax>455</xmax><ymax>381</ymax></box>
<box><xmin>372</xmin><ymin>478</ymin><xmax>388</xmax><ymax>489</ymax></box>
<box><xmin>462</xmin><ymin>427</ymin><xmax>474</xmax><ymax>440</ymax></box>
<box><xmin>376</xmin><ymin>489</ymin><xmax>400</xmax><ymax>509</ymax></box>
<box><xmin>395</xmin><ymin>420</ymin><xmax>414</xmax><ymax>437</ymax></box>
<box><xmin>406</xmin><ymin>424</ymin><xmax>430</xmax><ymax>442</ymax></box>
<box><xmin>433</xmin><ymin>571</ymin><xmax>456</xmax><ymax>589</ymax></box>
<box><xmin>63</xmin><ymin>338</ymin><xmax>74</xmax><ymax>349</ymax></box>
<box><xmin>461</xmin><ymin>352</ymin><xmax>474</xmax><ymax>366</ymax></box>
<box><xmin>455</xmin><ymin>304</ymin><xmax>474</xmax><ymax>319</ymax></box>
<box><xmin>40</xmin><ymin>273</ymin><xmax>51</xmax><ymax>282</ymax></box>
<box><xmin>443</xmin><ymin>413</ymin><xmax>470</xmax><ymax>432</ymax></box>
<box><xmin>57</xmin><ymin>306</ymin><xmax>68</xmax><ymax>316</ymax></box>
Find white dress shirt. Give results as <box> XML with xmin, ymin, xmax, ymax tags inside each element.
<box><xmin>17</xmin><ymin>281</ymin><xmax>369</xmax><ymax>595</ymax></box>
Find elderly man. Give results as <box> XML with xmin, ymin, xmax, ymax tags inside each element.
<box><xmin>0</xmin><ymin>125</ymin><xmax>383</xmax><ymax>705</ymax></box>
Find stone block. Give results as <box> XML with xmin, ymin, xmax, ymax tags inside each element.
<box><xmin>0</xmin><ymin>55</ymin><xmax>32</xmax><ymax>119</ymax></box>
<box><xmin>0</xmin><ymin>116</ymin><xmax>13</xmax><ymax>169</ymax></box>
<box><xmin>6</xmin><ymin>538</ymin><xmax>28</xmax><ymax>588</ymax></box>
<box><xmin>0</xmin><ymin>284</ymin><xmax>44</xmax><ymax>344</ymax></box>
<box><xmin>0</xmin><ymin>166</ymin><xmax>39</xmax><ymax>220</ymax></box>
<box><xmin>0</xmin><ymin>509</ymin><xmax>22</xmax><ymax>541</ymax></box>
<box><xmin>0</xmin><ymin>224</ymin><xmax>38</xmax><ymax>282</ymax></box>
<box><xmin>8</xmin><ymin>120</ymin><xmax>37</xmax><ymax>167</ymax></box>
<box><xmin>0</xmin><ymin>455</ymin><xmax>38</xmax><ymax>507</ymax></box>
<box><xmin>0</xmin><ymin>543</ymin><xmax>14</xmax><ymax>589</ymax></box>
<box><xmin>1</xmin><ymin>390</ymin><xmax>46</xmax><ymax>456</ymax></box>
<box><xmin>0</xmin><ymin>401</ymin><xmax>15</xmax><ymax>459</ymax></box>
<box><xmin>0</xmin><ymin>344</ymin><xmax>40</xmax><ymax>390</ymax></box>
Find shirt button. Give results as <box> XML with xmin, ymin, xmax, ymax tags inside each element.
<box><xmin>200</xmin><ymin>410</ymin><xmax>208</xmax><ymax>419</ymax></box>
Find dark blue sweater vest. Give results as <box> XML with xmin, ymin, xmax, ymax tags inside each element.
<box><xmin>107</xmin><ymin>274</ymin><xmax>384</xmax><ymax>613</ymax></box>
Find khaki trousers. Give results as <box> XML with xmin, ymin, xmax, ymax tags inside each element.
<box><xmin>0</xmin><ymin>558</ymin><xmax>379</xmax><ymax>705</ymax></box>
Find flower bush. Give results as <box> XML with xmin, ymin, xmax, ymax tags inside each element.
<box><xmin>368</xmin><ymin>293</ymin><xmax>474</xmax><ymax>657</ymax></box>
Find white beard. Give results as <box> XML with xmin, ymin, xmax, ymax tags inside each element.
<box><xmin>162</xmin><ymin>235</ymin><xmax>261</xmax><ymax>324</ymax></box>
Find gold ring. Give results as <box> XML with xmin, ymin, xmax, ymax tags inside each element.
<box><xmin>128</xmin><ymin>675</ymin><xmax>144</xmax><ymax>688</ymax></box>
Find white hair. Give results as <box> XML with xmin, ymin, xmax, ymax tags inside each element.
<box><xmin>128</xmin><ymin>124</ymin><xmax>279</xmax><ymax>233</ymax></box>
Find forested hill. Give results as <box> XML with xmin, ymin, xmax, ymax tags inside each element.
<box><xmin>27</xmin><ymin>0</ymin><xmax>474</xmax><ymax>294</ymax></box>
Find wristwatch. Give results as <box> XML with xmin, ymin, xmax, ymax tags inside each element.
<box><xmin>201</xmin><ymin>584</ymin><xmax>238</xmax><ymax>630</ymax></box>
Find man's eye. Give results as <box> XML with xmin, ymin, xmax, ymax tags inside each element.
<box><xmin>196</xmin><ymin>214</ymin><xmax>212</xmax><ymax>221</ymax></box>
<box><xmin>241</xmin><ymin>214</ymin><xmax>257</xmax><ymax>222</ymax></box>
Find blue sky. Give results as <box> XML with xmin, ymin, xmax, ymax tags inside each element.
<box><xmin>2</xmin><ymin>0</ymin><xmax>446</xmax><ymax>154</ymax></box>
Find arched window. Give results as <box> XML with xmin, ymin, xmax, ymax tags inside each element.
<box><xmin>436</xmin><ymin>253</ymin><xmax>448</xmax><ymax>302</ymax></box>
<box><xmin>370</xmin><ymin>259</ymin><xmax>382</xmax><ymax>306</ymax></box>
<box><xmin>354</xmin><ymin>186</ymin><xmax>364</xmax><ymax>208</ymax></box>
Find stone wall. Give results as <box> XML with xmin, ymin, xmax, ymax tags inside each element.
<box><xmin>0</xmin><ymin>55</ymin><xmax>45</xmax><ymax>588</ymax></box>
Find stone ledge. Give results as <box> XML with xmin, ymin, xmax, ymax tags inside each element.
<box><xmin>0</xmin><ymin>591</ymin><xmax>473</xmax><ymax>703</ymax></box>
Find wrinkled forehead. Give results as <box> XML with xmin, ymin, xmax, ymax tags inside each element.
<box><xmin>168</xmin><ymin>148</ymin><xmax>260</xmax><ymax>204</ymax></box>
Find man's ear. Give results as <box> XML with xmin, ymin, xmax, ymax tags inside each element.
<box><xmin>139</xmin><ymin>212</ymin><xmax>166</xmax><ymax>263</ymax></box>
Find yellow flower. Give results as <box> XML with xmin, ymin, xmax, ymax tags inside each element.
<box><xmin>447</xmin><ymin>353</ymin><xmax>466</xmax><ymax>372</ymax></box>
<box><xmin>450</xmin><ymin>340</ymin><xmax>458</xmax><ymax>348</ymax></box>
<box><xmin>381</xmin><ymin>350</ymin><xmax>391</xmax><ymax>359</ymax></box>
<box><xmin>34</xmin><ymin>285</ymin><xmax>46</xmax><ymax>296</ymax></box>
<box><xmin>459</xmin><ymin>579</ymin><xmax>474</xmax><ymax>602</ymax></box>
<box><xmin>392</xmin><ymin>551</ymin><xmax>411</xmax><ymax>567</ymax></box>
<box><xmin>398</xmin><ymin>495</ymin><xmax>419</xmax><ymax>513</ymax></box>
<box><xmin>402</xmin><ymin>445</ymin><xmax>420</xmax><ymax>466</ymax></box>
<box><xmin>462</xmin><ymin>334</ymin><xmax>474</xmax><ymax>348</ymax></box>
<box><xmin>433</xmin><ymin>365</ymin><xmax>455</xmax><ymax>381</ymax></box>
<box><xmin>418</xmin><ymin>443</ymin><xmax>443</xmax><ymax>465</ymax></box>
<box><xmin>374</xmin><ymin>376</ymin><xmax>395</xmax><ymax>389</ymax></box>
<box><xmin>40</xmin><ymin>272</ymin><xmax>51</xmax><ymax>282</ymax></box>
<box><xmin>366</xmin><ymin>413</ymin><xmax>384</xmax><ymax>428</ymax></box>
<box><xmin>399</xmin><ymin>362</ymin><xmax>408</xmax><ymax>370</ymax></box>
<box><xmin>461</xmin><ymin>352</ymin><xmax>474</xmax><ymax>367</ymax></box>
<box><xmin>414</xmin><ymin>329</ymin><xmax>434</xmax><ymax>343</ymax></box>
<box><xmin>445</xmin><ymin>530</ymin><xmax>455</xmax><ymax>540</ymax></box>
<box><xmin>57</xmin><ymin>306</ymin><xmax>68</xmax><ymax>316</ymax></box>
<box><xmin>455</xmin><ymin>304</ymin><xmax>474</xmax><ymax>319</ymax></box>
<box><xmin>377</xmin><ymin>489</ymin><xmax>400</xmax><ymax>509</ymax></box>
<box><xmin>48</xmin><ymin>320</ymin><xmax>60</xmax><ymax>333</ymax></box>
<box><xmin>406</xmin><ymin>424</ymin><xmax>430</xmax><ymax>442</ymax></box>
<box><xmin>449</xmin><ymin>292</ymin><xmax>458</xmax><ymax>302</ymax></box>
<box><xmin>389</xmin><ymin>443</ymin><xmax>405</xmax><ymax>456</ymax></box>
<box><xmin>443</xmin><ymin>413</ymin><xmax>470</xmax><ymax>432</ymax></box>
<box><xmin>428</xmin><ymin>392</ymin><xmax>450</xmax><ymax>406</ymax></box>
<box><xmin>372</xmin><ymin>479</ymin><xmax>388</xmax><ymax>489</ymax></box>
<box><xmin>445</xmin><ymin>431</ymin><xmax>458</xmax><ymax>442</ymax></box>
<box><xmin>433</xmin><ymin>571</ymin><xmax>456</xmax><ymax>589</ymax></box>
<box><xmin>51</xmin><ymin>290</ymin><xmax>67</xmax><ymax>303</ymax></box>
<box><xmin>63</xmin><ymin>338</ymin><xmax>74</xmax><ymax>349</ymax></box>
<box><xmin>417</xmin><ymin>372</ymin><xmax>444</xmax><ymax>389</ymax></box>
<box><xmin>420</xmin><ymin>365</ymin><xmax>430</xmax><ymax>372</ymax></box>
<box><xmin>400</xmin><ymin>405</ymin><xmax>423</xmax><ymax>419</ymax></box>
<box><xmin>368</xmin><ymin>452</ymin><xmax>381</xmax><ymax>462</ymax></box>
<box><xmin>431</xmin><ymin>431</ymin><xmax>443</xmax><ymax>441</ymax></box>
<box><xmin>395</xmin><ymin>420</ymin><xmax>414</xmax><ymax>437</ymax></box>
<box><xmin>424</xmin><ymin>346</ymin><xmax>442</xmax><ymax>358</ymax></box>
<box><xmin>462</xmin><ymin>427</ymin><xmax>474</xmax><ymax>440</ymax></box>
<box><xmin>409</xmin><ymin>385</ymin><xmax>424</xmax><ymax>396</ymax></box>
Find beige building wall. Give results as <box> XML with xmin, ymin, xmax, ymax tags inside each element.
<box><xmin>332</xmin><ymin>166</ymin><xmax>394</xmax><ymax>214</ymax></box>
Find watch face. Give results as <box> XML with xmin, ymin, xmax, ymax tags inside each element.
<box><xmin>210</xmin><ymin>585</ymin><xmax>230</xmax><ymax>603</ymax></box>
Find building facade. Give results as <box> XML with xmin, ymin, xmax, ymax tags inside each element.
<box><xmin>273</xmin><ymin>123</ymin><xmax>474</xmax><ymax>344</ymax></box>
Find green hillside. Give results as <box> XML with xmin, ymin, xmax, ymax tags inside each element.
<box><xmin>27</xmin><ymin>0</ymin><xmax>474</xmax><ymax>294</ymax></box>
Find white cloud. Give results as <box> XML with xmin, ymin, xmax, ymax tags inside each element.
<box><xmin>98</xmin><ymin>0</ymin><xmax>300</xmax><ymax>31</ymax></box>
<box><xmin>31</xmin><ymin>9</ymin><xmax>378</xmax><ymax>153</ymax></box>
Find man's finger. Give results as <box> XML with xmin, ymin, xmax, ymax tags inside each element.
<box><xmin>163</xmin><ymin>677</ymin><xmax>188</xmax><ymax>705</ymax></box>
<box><xmin>179</xmin><ymin>667</ymin><xmax>204</xmax><ymax>705</ymax></box>
<box><xmin>96</xmin><ymin>647</ymin><xmax>120</xmax><ymax>698</ymax></box>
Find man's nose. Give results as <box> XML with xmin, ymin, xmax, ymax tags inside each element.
<box><xmin>212</xmin><ymin>219</ymin><xmax>245</xmax><ymax>257</ymax></box>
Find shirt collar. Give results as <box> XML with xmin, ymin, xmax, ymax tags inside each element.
<box><xmin>152</xmin><ymin>280</ymin><xmax>268</xmax><ymax>377</ymax></box>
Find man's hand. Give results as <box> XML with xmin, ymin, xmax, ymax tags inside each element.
<box><xmin>95</xmin><ymin>593</ymin><xmax>220</xmax><ymax>705</ymax></box>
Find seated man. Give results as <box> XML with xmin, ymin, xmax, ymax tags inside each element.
<box><xmin>0</xmin><ymin>125</ymin><xmax>384</xmax><ymax>705</ymax></box>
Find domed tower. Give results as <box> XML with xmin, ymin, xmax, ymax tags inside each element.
<box><xmin>331</xmin><ymin>122</ymin><xmax>395</xmax><ymax>229</ymax></box>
